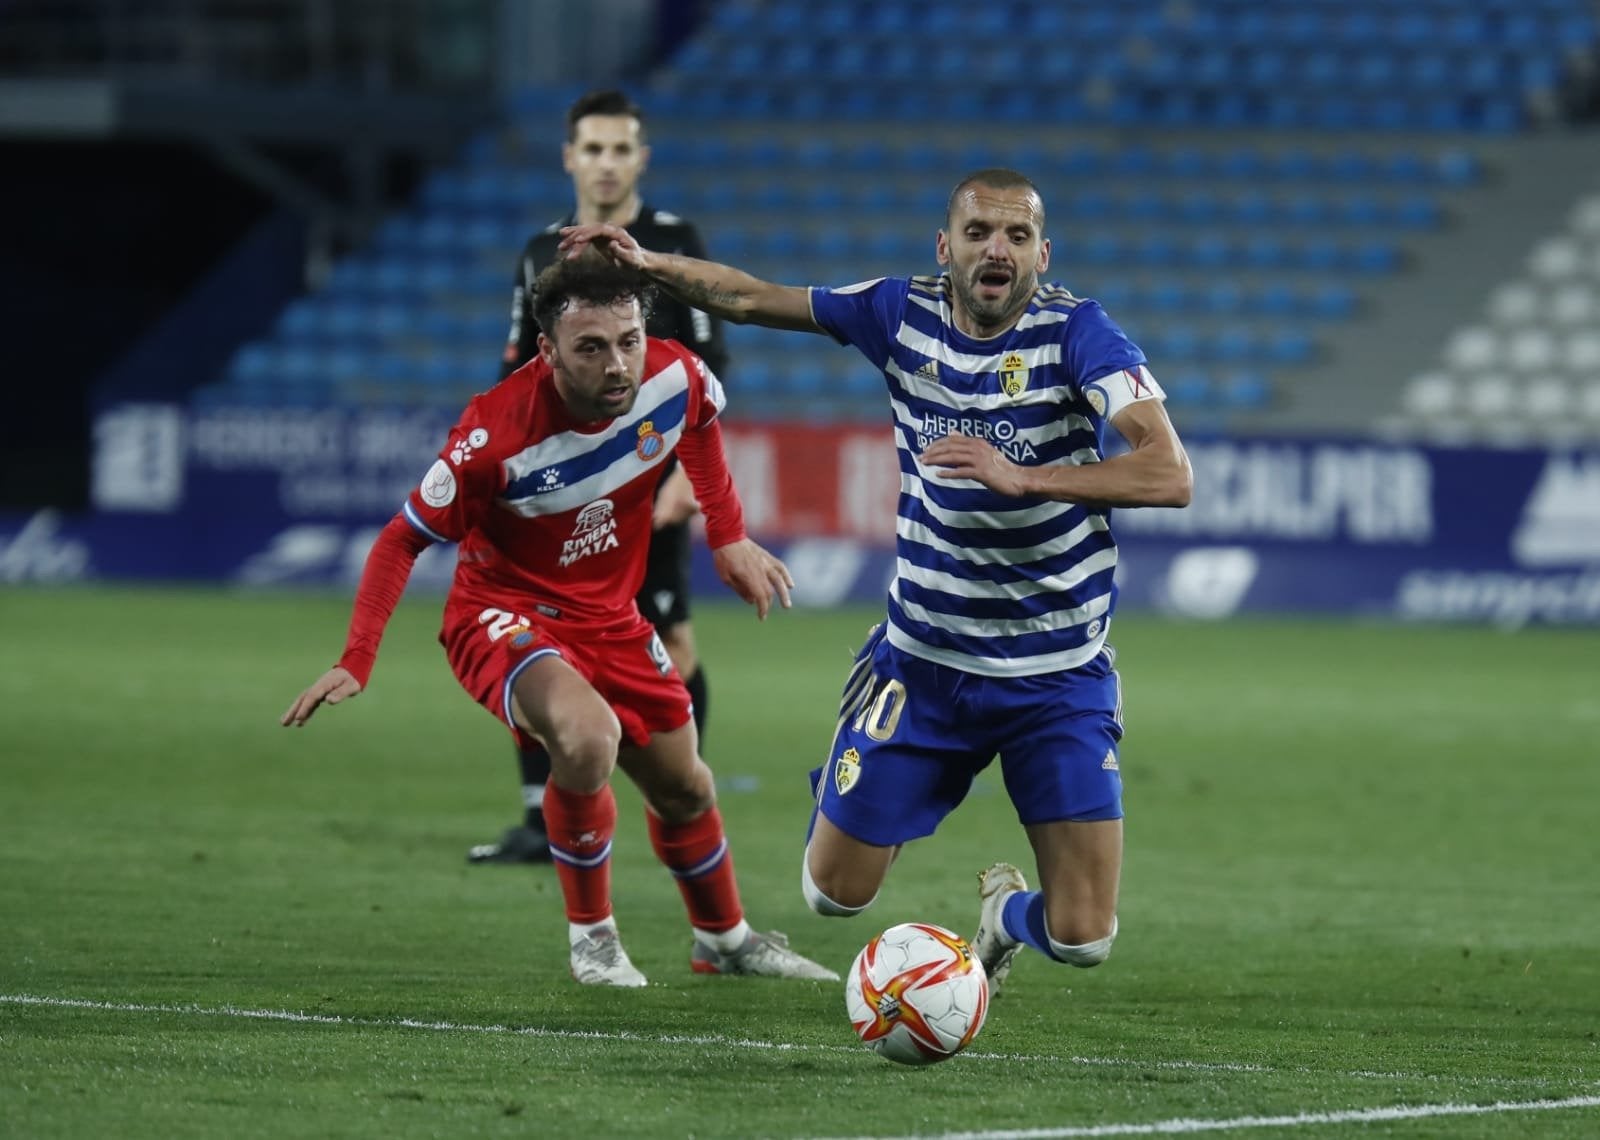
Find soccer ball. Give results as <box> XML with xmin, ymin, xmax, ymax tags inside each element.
<box><xmin>844</xmin><ymin>922</ymin><xmax>989</xmax><ymax>1065</ymax></box>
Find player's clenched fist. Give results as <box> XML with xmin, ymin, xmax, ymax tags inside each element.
<box><xmin>281</xmin><ymin>666</ymin><xmax>362</xmax><ymax>727</ymax></box>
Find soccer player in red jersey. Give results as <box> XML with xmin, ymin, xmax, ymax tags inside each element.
<box><xmin>281</xmin><ymin>254</ymin><xmax>838</xmax><ymax>988</ymax></box>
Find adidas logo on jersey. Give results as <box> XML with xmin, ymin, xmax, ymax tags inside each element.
<box><xmin>1101</xmin><ymin>749</ymin><xmax>1119</xmax><ymax>771</ymax></box>
<box><xmin>913</xmin><ymin>361</ymin><xmax>940</xmax><ymax>381</ymax></box>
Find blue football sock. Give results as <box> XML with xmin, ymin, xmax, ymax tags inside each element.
<box><xmin>1001</xmin><ymin>890</ymin><xmax>1060</xmax><ymax>960</ymax></box>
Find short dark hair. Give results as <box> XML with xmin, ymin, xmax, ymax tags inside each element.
<box><xmin>531</xmin><ymin>253</ymin><xmax>656</xmax><ymax>338</ymax></box>
<box><xmin>565</xmin><ymin>89</ymin><xmax>646</xmax><ymax>142</ymax></box>
<box><xmin>945</xmin><ymin>168</ymin><xmax>1045</xmax><ymax>230</ymax></box>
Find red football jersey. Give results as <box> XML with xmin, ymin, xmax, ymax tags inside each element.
<box><xmin>402</xmin><ymin>337</ymin><xmax>742</xmax><ymax>628</ymax></box>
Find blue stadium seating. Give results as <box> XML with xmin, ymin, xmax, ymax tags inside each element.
<box><xmin>208</xmin><ymin>0</ymin><xmax>1598</xmax><ymax>420</ymax></box>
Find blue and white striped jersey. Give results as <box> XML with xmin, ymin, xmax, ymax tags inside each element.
<box><xmin>809</xmin><ymin>274</ymin><xmax>1166</xmax><ymax>677</ymax></box>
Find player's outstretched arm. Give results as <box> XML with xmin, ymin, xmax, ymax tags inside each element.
<box><xmin>711</xmin><ymin>538</ymin><xmax>795</xmax><ymax>620</ymax></box>
<box><xmin>281</xmin><ymin>666</ymin><xmax>362</xmax><ymax>727</ymax></box>
<box><xmin>277</xmin><ymin>515</ymin><xmax>433</xmax><ymax>728</ymax></box>
<box><xmin>559</xmin><ymin>223</ymin><xmax>821</xmax><ymax>333</ymax></box>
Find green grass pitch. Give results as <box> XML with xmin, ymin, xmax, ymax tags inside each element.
<box><xmin>2</xmin><ymin>585</ymin><xmax>1597</xmax><ymax>1139</ymax></box>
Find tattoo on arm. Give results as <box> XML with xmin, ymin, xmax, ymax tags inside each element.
<box><xmin>659</xmin><ymin>269</ymin><xmax>744</xmax><ymax>311</ymax></box>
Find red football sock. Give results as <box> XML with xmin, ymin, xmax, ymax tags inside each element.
<box><xmin>543</xmin><ymin>783</ymin><xmax>616</xmax><ymax>924</ymax></box>
<box><xmin>648</xmin><ymin>806</ymin><xmax>744</xmax><ymax>934</ymax></box>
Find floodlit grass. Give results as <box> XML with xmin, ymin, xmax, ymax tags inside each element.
<box><xmin>2</xmin><ymin>585</ymin><xmax>1597</xmax><ymax>1138</ymax></box>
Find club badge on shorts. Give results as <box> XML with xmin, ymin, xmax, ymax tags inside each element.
<box><xmin>834</xmin><ymin>747</ymin><xmax>862</xmax><ymax>795</ymax></box>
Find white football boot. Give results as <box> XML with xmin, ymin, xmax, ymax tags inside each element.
<box><xmin>691</xmin><ymin>930</ymin><xmax>840</xmax><ymax>981</ymax></box>
<box><xmin>569</xmin><ymin>926</ymin><xmax>648</xmax><ymax>988</ymax></box>
<box><xmin>972</xmin><ymin>862</ymin><xmax>1027</xmax><ymax>999</ymax></box>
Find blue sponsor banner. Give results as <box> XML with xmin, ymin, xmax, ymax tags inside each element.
<box><xmin>2</xmin><ymin>404</ymin><xmax>1597</xmax><ymax>625</ymax></box>
<box><xmin>687</xmin><ymin>438</ymin><xmax>1600</xmax><ymax>626</ymax></box>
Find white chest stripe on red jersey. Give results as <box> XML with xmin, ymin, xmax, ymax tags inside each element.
<box><xmin>499</xmin><ymin>360</ymin><xmax>690</xmax><ymax>517</ymax></box>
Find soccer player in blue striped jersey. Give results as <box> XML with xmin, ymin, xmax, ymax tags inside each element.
<box><xmin>561</xmin><ymin>169</ymin><xmax>1192</xmax><ymax>997</ymax></box>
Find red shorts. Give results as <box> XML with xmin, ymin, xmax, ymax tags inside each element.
<box><xmin>439</xmin><ymin>598</ymin><xmax>691</xmax><ymax>748</ymax></box>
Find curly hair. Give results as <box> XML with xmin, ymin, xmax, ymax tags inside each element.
<box><xmin>530</xmin><ymin>253</ymin><xmax>657</xmax><ymax>339</ymax></box>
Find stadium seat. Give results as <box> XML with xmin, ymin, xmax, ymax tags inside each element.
<box><xmin>1202</xmin><ymin>283</ymin><xmax>1246</xmax><ymax>316</ymax></box>
<box><xmin>1219</xmin><ymin>371</ymin><xmax>1272</xmax><ymax>410</ymax></box>
<box><xmin>275</xmin><ymin>299</ymin><xmax>322</xmax><ymax>342</ymax></box>
<box><xmin>1526</xmin><ymin>379</ymin><xmax>1572</xmax><ymax>419</ymax></box>
<box><xmin>1404</xmin><ymin>372</ymin><xmax>1458</xmax><ymax>416</ymax></box>
<box><xmin>1162</xmin><ymin>372</ymin><xmax>1213</xmax><ymax>408</ymax></box>
<box><xmin>1550</xmin><ymin>284</ymin><xmax>1597</xmax><ymax>326</ymax></box>
<box><xmin>1446</xmin><ymin>328</ymin><xmax>1500</xmax><ymax>370</ymax></box>
<box><xmin>1466</xmin><ymin>374</ymin><xmax>1516</xmax><ymax>418</ymax></box>
<box><xmin>1567</xmin><ymin>333</ymin><xmax>1600</xmax><ymax>374</ymax></box>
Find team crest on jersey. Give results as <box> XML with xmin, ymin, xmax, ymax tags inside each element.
<box><xmin>635</xmin><ymin>420</ymin><xmax>666</xmax><ymax>461</ymax></box>
<box><xmin>834</xmin><ymin>747</ymin><xmax>862</xmax><ymax>796</ymax></box>
<box><xmin>999</xmin><ymin>353</ymin><xmax>1029</xmax><ymax>397</ymax></box>
<box><xmin>560</xmin><ymin>498</ymin><xmax>619</xmax><ymax>567</ymax></box>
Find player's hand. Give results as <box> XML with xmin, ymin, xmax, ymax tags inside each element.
<box><xmin>653</xmin><ymin>465</ymin><xmax>700</xmax><ymax>529</ymax></box>
<box><xmin>712</xmin><ymin>539</ymin><xmax>794</xmax><ymax>620</ymax></box>
<box><xmin>558</xmin><ymin>223</ymin><xmax>650</xmax><ymax>270</ymax></box>
<box><xmin>920</xmin><ymin>433</ymin><xmax>1031</xmax><ymax>497</ymax></box>
<box><xmin>280</xmin><ymin>666</ymin><xmax>362</xmax><ymax>727</ymax></box>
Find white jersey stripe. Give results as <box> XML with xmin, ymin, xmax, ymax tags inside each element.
<box><xmin>895</xmin><ymin>510</ymin><xmax>1111</xmax><ymax>568</ymax></box>
<box><xmin>894</xmin><ymin>324</ymin><xmax>1065</xmax><ymax>373</ymax></box>
<box><xmin>900</xmin><ymin>471</ymin><xmax>1078</xmax><ymax>530</ymax></box>
<box><xmin>884</xmin><ymin>618</ymin><xmax>1109</xmax><ymax>676</ymax></box>
<box><xmin>497</xmin><ymin>361</ymin><xmax>690</xmax><ymax>518</ymax></box>
<box><xmin>893</xmin><ymin>586</ymin><xmax>1113</xmax><ymax>640</ymax></box>
<box><xmin>896</xmin><ymin>545</ymin><xmax>1119</xmax><ymax>602</ymax></box>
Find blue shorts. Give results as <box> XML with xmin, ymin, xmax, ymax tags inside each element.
<box><xmin>809</xmin><ymin>624</ymin><xmax>1125</xmax><ymax>848</ymax></box>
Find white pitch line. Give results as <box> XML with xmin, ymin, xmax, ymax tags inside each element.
<box><xmin>0</xmin><ymin>993</ymin><xmax>1259</xmax><ymax>1068</ymax></box>
<box><xmin>805</xmin><ymin>1096</ymin><xmax>1600</xmax><ymax>1140</ymax></box>
<box><xmin>1</xmin><ymin>993</ymin><xmax>1590</xmax><ymax>1096</ymax></box>
<box><xmin>3</xmin><ymin>993</ymin><xmax>1252</xmax><ymax>1069</ymax></box>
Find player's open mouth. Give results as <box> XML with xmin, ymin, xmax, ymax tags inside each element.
<box><xmin>977</xmin><ymin>269</ymin><xmax>1011</xmax><ymax>291</ymax></box>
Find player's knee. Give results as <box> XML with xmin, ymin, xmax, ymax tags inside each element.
<box><xmin>546</xmin><ymin>713</ymin><xmax>622</xmax><ymax>792</ymax></box>
<box><xmin>801</xmin><ymin>849</ymin><xmax>874</xmax><ymax>917</ymax></box>
<box><xmin>648</xmin><ymin>781</ymin><xmax>714</xmax><ymax>823</ymax></box>
<box><xmin>1047</xmin><ymin>915</ymin><xmax>1118</xmax><ymax>968</ymax></box>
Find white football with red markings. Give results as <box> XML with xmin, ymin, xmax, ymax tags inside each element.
<box><xmin>844</xmin><ymin>921</ymin><xmax>989</xmax><ymax>1065</ymax></box>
